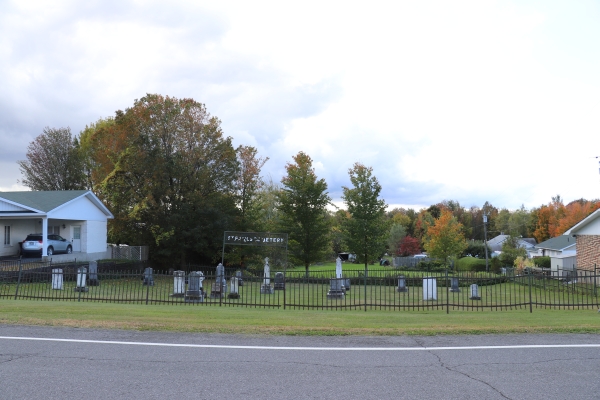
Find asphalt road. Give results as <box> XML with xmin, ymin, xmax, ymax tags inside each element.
<box><xmin>1</xmin><ymin>325</ymin><xmax>600</xmax><ymax>399</ymax></box>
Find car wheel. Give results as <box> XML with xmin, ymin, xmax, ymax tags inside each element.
<box><xmin>47</xmin><ymin>246</ymin><xmax>54</xmax><ymax>256</ymax></box>
<box><xmin>66</xmin><ymin>245</ymin><xmax>72</xmax><ymax>254</ymax></box>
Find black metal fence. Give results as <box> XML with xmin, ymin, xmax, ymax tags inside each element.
<box><xmin>1</xmin><ymin>260</ymin><xmax>599</xmax><ymax>312</ymax></box>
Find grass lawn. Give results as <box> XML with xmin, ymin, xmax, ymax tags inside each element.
<box><xmin>1</xmin><ymin>299</ymin><xmax>600</xmax><ymax>336</ymax></box>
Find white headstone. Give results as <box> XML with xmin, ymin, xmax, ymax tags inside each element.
<box><xmin>423</xmin><ymin>277</ymin><xmax>437</xmax><ymax>300</ymax></box>
<box><xmin>173</xmin><ymin>271</ymin><xmax>185</xmax><ymax>295</ymax></box>
<box><xmin>336</xmin><ymin>256</ymin><xmax>343</xmax><ymax>278</ymax></box>
<box><xmin>263</xmin><ymin>257</ymin><xmax>270</xmax><ymax>285</ymax></box>
<box><xmin>52</xmin><ymin>268</ymin><xmax>63</xmax><ymax>290</ymax></box>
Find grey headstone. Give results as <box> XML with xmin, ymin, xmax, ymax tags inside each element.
<box><xmin>449</xmin><ymin>277</ymin><xmax>460</xmax><ymax>292</ymax></box>
<box><xmin>235</xmin><ymin>270</ymin><xmax>244</xmax><ymax>286</ymax></box>
<box><xmin>274</xmin><ymin>272</ymin><xmax>285</xmax><ymax>290</ymax></box>
<box><xmin>397</xmin><ymin>275</ymin><xmax>408</xmax><ymax>292</ymax></box>
<box><xmin>142</xmin><ymin>267</ymin><xmax>154</xmax><ymax>286</ymax></box>
<box><xmin>327</xmin><ymin>278</ymin><xmax>345</xmax><ymax>299</ymax></box>
<box><xmin>186</xmin><ymin>271</ymin><xmax>205</xmax><ymax>302</ymax></box>
<box><xmin>88</xmin><ymin>261</ymin><xmax>99</xmax><ymax>286</ymax></box>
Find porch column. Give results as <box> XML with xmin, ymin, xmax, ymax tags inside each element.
<box><xmin>42</xmin><ymin>217</ymin><xmax>48</xmax><ymax>257</ymax></box>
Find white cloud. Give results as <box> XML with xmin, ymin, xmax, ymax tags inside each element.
<box><xmin>1</xmin><ymin>0</ymin><xmax>599</xmax><ymax>211</ymax></box>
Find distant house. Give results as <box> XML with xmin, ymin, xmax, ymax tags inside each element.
<box><xmin>532</xmin><ymin>235</ymin><xmax>577</xmax><ymax>275</ymax></box>
<box><xmin>486</xmin><ymin>234</ymin><xmax>537</xmax><ymax>254</ymax></box>
<box><xmin>564</xmin><ymin>209</ymin><xmax>600</xmax><ymax>271</ymax></box>
<box><xmin>0</xmin><ymin>190</ymin><xmax>114</xmax><ymax>261</ymax></box>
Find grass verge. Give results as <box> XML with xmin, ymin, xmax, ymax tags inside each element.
<box><xmin>1</xmin><ymin>300</ymin><xmax>600</xmax><ymax>336</ymax></box>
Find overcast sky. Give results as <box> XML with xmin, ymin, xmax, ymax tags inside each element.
<box><xmin>1</xmin><ymin>0</ymin><xmax>599</xmax><ymax>212</ymax></box>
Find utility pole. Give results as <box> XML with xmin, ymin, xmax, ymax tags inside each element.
<box><xmin>483</xmin><ymin>213</ymin><xmax>489</xmax><ymax>272</ymax></box>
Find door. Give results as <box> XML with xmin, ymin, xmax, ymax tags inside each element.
<box><xmin>72</xmin><ymin>226</ymin><xmax>81</xmax><ymax>252</ymax></box>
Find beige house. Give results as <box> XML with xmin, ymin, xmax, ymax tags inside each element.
<box><xmin>564</xmin><ymin>209</ymin><xmax>600</xmax><ymax>271</ymax></box>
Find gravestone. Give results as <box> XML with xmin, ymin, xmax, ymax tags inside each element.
<box><xmin>422</xmin><ymin>277</ymin><xmax>437</xmax><ymax>300</ymax></box>
<box><xmin>344</xmin><ymin>278</ymin><xmax>351</xmax><ymax>291</ymax></box>
<box><xmin>260</xmin><ymin>257</ymin><xmax>274</xmax><ymax>294</ymax></box>
<box><xmin>88</xmin><ymin>261</ymin><xmax>99</xmax><ymax>286</ymax></box>
<box><xmin>397</xmin><ymin>275</ymin><xmax>408</xmax><ymax>292</ymax></box>
<box><xmin>327</xmin><ymin>278</ymin><xmax>345</xmax><ymax>299</ymax></box>
<box><xmin>142</xmin><ymin>267</ymin><xmax>154</xmax><ymax>286</ymax></box>
<box><xmin>228</xmin><ymin>276</ymin><xmax>240</xmax><ymax>299</ymax></box>
<box><xmin>74</xmin><ymin>267</ymin><xmax>89</xmax><ymax>292</ymax></box>
<box><xmin>449</xmin><ymin>277</ymin><xmax>460</xmax><ymax>292</ymax></box>
<box><xmin>186</xmin><ymin>271</ymin><xmax>205</xmax><ymax>302</ymax></box>
<box><xmin>172</xmin><ymin>270</ymin><xmax>185</xmax><ymax>297</ymax></box>
<box><xmin>335</xmin><ymin>256</ymin><xmax>346</xmax><ymax>292</ymax></box>
<box><xmin>469</xmin><ymin>283</ymin><xmax>481</xmax><ymax>300</ymax></box>
<box><xmin>52</xmin><ymin>268</ymin><xmax>63</xmax><ymax>290</ymax></box>
<box><xmin>235</xmin><ymin>270</ymin><xmax>244</xmax><ymax>286</ymax></box>
<box><xmin>211</xmin><ymin>263</ymin><xmax>227</xmax><ymax>298</ymax></box>
<box><xmin>274</xmin><ymin>272</ymin><xmax>285</xmax><ymax>290</ymax></box>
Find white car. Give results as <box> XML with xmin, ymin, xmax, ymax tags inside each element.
<box><xmin>21</xmin><ymin>233</ymin><xmax>73</xmax><ymax>256</ymax></box>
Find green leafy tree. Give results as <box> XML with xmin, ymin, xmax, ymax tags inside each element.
<box><xmin>498</xmin><ymin>235</ymin><xmax>527</xmax><ymax>267</ymax></box>
<box><xmin>101</xmin><ymin>94</ymin><xmax>239</xmax><ymax>266</ymax></box>
<box><xmin>341</xmin><ymin>163</ymin><xmax>388</xmax><ymax>271</ymax></box>
<box><xmin>387</xmin><ymin>223</ymin><xmax>406</xmax><ymax>256</ymax></box>
<box><xmin>277</xmin><ymin>151</ymin><xmax>332</xmax><ymax>276</ymax></box>
<box><xmin>235</xmin><ymin>145</ymin><xmax>268</xmax><ymax>231</ymax></box>
<box><xmin>18</xmin><ymin>127</ymin><xmax>87</xmax><ymax>190</ymax></box>
<box><xmin>423</xmin><ymin>209</ymin><xmax>468</xmax><ymax>266</ymax></box>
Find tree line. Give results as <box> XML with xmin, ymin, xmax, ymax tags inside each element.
<box><xmin>17</xmin><ymin>94</ymin><xmax>600</xmax><ymax>269</ymax></box>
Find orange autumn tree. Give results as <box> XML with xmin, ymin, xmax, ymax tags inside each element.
<box><xmin>533</xmin><ymin>196</ymin><xmax>565</xmax><ymax>242</ymax></box>
<box><xmin>557</xmin><ymin>200</ymin><xmax>600</xmax><ymax>234</ymax></box>
<box><xmin>424</xmin><ymin>209</ymin><xmax>467</xmax><ymax>266</ymax></box>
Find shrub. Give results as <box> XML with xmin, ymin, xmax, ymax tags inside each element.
<box><xmin>533</xmin><ymin>256</ymin><xmax>551</xmax><ymax>269</ymax></box>
<box><xmin>416</xmin><ymin>260</ymin><xmax>447</xmax><ymax>272</ymax></box>
<box><xmin>456</xmin><ymin>257</ymin><xmax>488</xmax><ymax>272</ymax></box>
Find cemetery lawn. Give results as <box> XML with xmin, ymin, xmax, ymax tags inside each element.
<box><xmin>1</xmin><ymin>300</ymin><xmax>599</xmax><ymax>336</ymax></box>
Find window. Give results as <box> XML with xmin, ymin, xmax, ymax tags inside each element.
<box><xmin>3</xmin><ymin>226</ymin><xmax>10</xmax><ymax>245</ymax></box>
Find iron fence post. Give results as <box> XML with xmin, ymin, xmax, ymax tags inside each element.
<box><xmin>14</xmin><ymin>257</ymin><xmax>23</xmax><ymax>300</ymax></box>
<box><xmin>528</xmin><ymin>272</ymin><xmax>533</xmax><ymax>313</ymax></box>
<box><xmin>145</xmin><ymin>274</ymin><xmax>150</xmax><ymax>305</ymax></box>
<box><xmin>364</xmin><ymin>265</ymin><xmax>367</xmax><ymax>312</ymax></box>
<box><xmin>446</xmin><ymin>269</ymin><xmax>449</xmax><ymax>314</ymax></box>
<box><xmin>594</xmin><ymin>264</ymin><xmax>597</xmax><ymax>297</ymax></box>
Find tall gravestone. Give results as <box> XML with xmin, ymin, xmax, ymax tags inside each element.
<box><xmin>172</xmin><ymin>270</ymin><xmax>185</xmax><ymax>297</ymax></box>
<box><xmin>469</xmin><ymin>283</ymin><xmax>481</xmax><ymax>300</ymax></box>
<box><xmin>211</xmin><ymin>263</ymin><xmax>226</xmax><ymax>298</ymax></box>
<box><xmin>335</xmin><ymin>256</ymin><xmax>346</xmax><ymax>292</ymax></box>
<box><xmin>260</xmin><ymin>257</ymin><xmax>274</xmax><ymax>294</ymax></box>
<box><xmin>88</xmin><ymin>261</ymin><xmax>99</xmax><ymax>286</ymax></box>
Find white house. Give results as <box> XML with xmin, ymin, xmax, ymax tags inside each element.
<box><xmin>532</xmin><ymin>235</ymin><xmax>577</xmax><ymax>275</ymax></box>
<box><xmin>0</xmin><ymin>190</ymin><xmax>114</xmax><ymax>261</ymax></box>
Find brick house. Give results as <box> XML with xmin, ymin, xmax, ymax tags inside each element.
<box><xmin>564</xmin><ymin>209</ymin><xmax>600</xmax><ymax>271</ymax></box>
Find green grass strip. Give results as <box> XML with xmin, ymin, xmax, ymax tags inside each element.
<box><xmin>2</xmin><ymin>300</ymin><xmax>600</xmax><ymax>336</ymax></box>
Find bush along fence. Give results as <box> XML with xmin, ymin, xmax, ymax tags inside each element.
<box><xmin>1</xmin><ymin>259</ymin><xmax>599</xmax><ymax>312</ymax></box>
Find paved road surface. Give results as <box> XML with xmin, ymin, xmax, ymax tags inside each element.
<box><xmin>1</xmin><ymin>325</ymin><xmax>599</xmax><ymax>399</ymax></box>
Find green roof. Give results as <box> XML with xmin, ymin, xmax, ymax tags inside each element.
<box><xmin>0</xmin><ymin>190</ymin><xmax>90</xmax><ymax>212</ymax></box>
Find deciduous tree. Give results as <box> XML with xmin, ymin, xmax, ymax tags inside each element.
<box><xmin>341</xmin><ymin>163</ymin><xmax>388</xmax><ymax>271</ymax></box>
<box><xmin>277</xmin><ymin>151</ymin><xmax>332</xmax><ymax>275</ymax></box>
<box><xmin>101</xmin><ymin>94</ymin><xmax>239</xmax><ymax>265</ymax></box>
<box><xmin>18</xmin><ymin>127</ymin><xmax>87</xmax><ymax>191</ymax></box>
<box><xmin>423</xmin><ymin>209</ymin><xmax>467</xmax><ymax>265</ymax></box>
